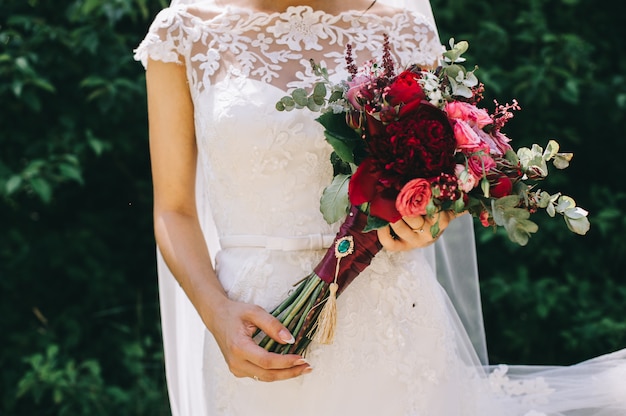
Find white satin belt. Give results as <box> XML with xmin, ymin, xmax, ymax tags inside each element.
<box><xmin>219</xmin><ymin>233</ymin><xmax>336</xmax><ymax>251</ymax></box>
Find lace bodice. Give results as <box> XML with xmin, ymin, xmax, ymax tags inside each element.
<box><xmin>134</xmin><ymin>4</ymin><xmax>442</xmax><ymax>239</ymax></box>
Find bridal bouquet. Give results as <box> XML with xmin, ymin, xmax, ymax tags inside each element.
<box><xmin>258</xmin><ymin>37</ymin><xmax>590</xmax><ymax>355</ymax></box>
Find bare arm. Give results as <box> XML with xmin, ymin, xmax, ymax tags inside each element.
<box><xmin>145</xmin><ymin>58</ymin><xmax>311</xmax><ymax>381</ymax></box>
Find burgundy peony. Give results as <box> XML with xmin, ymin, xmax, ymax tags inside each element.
<box><xmin>348</xmin><ymin>102</ymin><xmax>456</xmax><ymax>222</ymax></box>
<box><xmin>368</xmin><ymin>102</ymin><xmax>457</xmax><ymax>188</ymax></box>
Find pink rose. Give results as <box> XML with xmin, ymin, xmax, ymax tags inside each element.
<box><xmin>445</xmin><ymin>101</ymin><xmax>493</xmax><ymax>129</ymax></box>
<box><xmin>395</xmin><ymin>178</ymin><xmax>432</xmax><ymax>217</ymax></box>
<box><xmin>467</xmin><ymin>154</ymin><xmax>496</xmax><ymax>178</ymax></box>
<box><xmin>452</xmin><ymin>120</ymin><xmax>485</xmax><ymax>152</ymax></box>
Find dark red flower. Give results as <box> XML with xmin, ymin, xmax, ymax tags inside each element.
<box><xmin>385</xmin><ymin>70</ymin><xmax>426</xmax><ymax>107</ymax></box>
<box><xmin>368</xmin><ymin>102</ymin><xmax>456</xmax><ymax>190</ymax></box>
<box><xmin>348</xmin><ymin>102</ymin><xmax>456</xmax><ymax>222</ymax></box>
<box><xmin>489</xmin><ymin>175</ymin><xmax>513</xmax><ymax>198</ymax></box>
<box><xmin>349</xmin><ymin>158</ymin><xmax>402</xmax><ymax>222</ymax></box>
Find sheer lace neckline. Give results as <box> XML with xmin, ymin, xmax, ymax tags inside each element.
<box><xmin>184</xmin><ymin>3</ymin><xmax>402</xmax><ymax>20</ymax></box>
<box><xmin>135</xmin><ymin>3</ymin><xmax>441</xmax><ymax>92</ymax></box>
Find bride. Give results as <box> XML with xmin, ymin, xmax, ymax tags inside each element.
<box><xmin>134</xmin><ymin>0</ymin><xmax>626</xmax><ymax>414</ymax></box>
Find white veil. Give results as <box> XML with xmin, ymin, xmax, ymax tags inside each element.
<box><xmin>166</xmin><ymin>0</ymin><xmax>488</xmax><ymax>366</ymax></box>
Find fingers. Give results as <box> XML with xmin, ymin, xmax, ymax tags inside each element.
<box><xmin>379</xmin><ymin>210</ymin><xmax>458</xmax><ymax>251</ymax></box>
<box><xmin>244</xmin><ymin>305</ymin><xmax>295</xmax><ymax>345</ymax></box>
<box><xmin>234</xmin><ymin>349</ymin><xmax>313</xmax><ymax>382</ymax></box>
<box><xmin>218</xmin><ymin>302</ymin><xmax>313</xmax><ymax>382</ymax></box>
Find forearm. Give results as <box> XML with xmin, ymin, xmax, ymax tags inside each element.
<box><xmin>154</xmin><ymin>209</ymin><xmax>229</xmax><ymax>332</ymax></box>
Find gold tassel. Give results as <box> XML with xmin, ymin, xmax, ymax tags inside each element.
<box><xmin>311</xmin><ymin>282</ymin><xmax>338</xmax><ymax>344</ymax></box>
<box><xmin>311</xmin><ymin>235</ymin><xmax>353</xmax><ymax>345</ymax></box>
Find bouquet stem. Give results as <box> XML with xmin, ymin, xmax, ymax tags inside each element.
<box><xmin>257</xmin><ymin>205</ymin><xmax>382</xmax><ymax>355</ymax></box>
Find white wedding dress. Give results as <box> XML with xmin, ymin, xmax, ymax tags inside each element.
<box><xmin>134</xmin><ymin>3</ymin><xmax>626</xmax><ymax>415</ymax></box>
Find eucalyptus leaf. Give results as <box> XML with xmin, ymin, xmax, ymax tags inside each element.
<box><xmin>313</xmin><ymin>82</ymin><xmax>326</xmax><ymax>98</ymax></box>
<box><xmin>494</xmin><ymin>195</ymin><xmax>521</xmax><ymax>209</ymax></box>
<box><xmin>563</xmin><ymin>206</ymin><xmax>588</xmax><ymax>220</ymax></box>
<box><xmin>291</xmin><ymin>88</ymin><xmax>308</xmax><ymax>107</ymax></box>
<box><xmin>491</xmin><ymin>199</ymin><xmax>506</xmax><ymax>226</ymax></box>
<box><xmin>564</xmin><ymin>214</ymin><xmax>591</xmax><ymax>235</ymax></box>
<box><xmin>306</xmin><ymin>96</ymin><xmax>321</xmax><ymax>112</ymax></box>
<box><xmin>320</xmin><ymin>174</ymin><xmax>350</xmax><ymax>224</ymax></box>
<box><xmin>463</xmin><ymin>71</ymin><xmax>478</xmax><ymax>87</ymax></box>
<box><xmin>537</xmin><ymin>191</ymin><xmax>552</xmax><ymax>208</ymax></box>
<box><xmin>555</xmin><ymin>196</ymin><xmax>576</xmax><ymax>213</ymax></box>
<box><xmin>543</xmin><ymin>140</ymin><xmax>560</xmax><ymax>161</ymax></box>
<box><xmin>553</xmin><ymin>152</ymin><xmax>573</xmax><ymax>169</ymax></box>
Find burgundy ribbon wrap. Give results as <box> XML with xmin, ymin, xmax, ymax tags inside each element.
<box><xmin>313</xmin><ymin>205</ymin><xmax>383</xmax><ymax>295</ymax></box>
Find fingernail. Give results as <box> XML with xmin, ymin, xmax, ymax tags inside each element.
<box><xmin>294</xmin><ymin>358</ymin><xmax>309</xmax><ymax>366</ymax></box>
<box><xmin>302</xmin><ymin>366</ymin><xmax>313</xmax><ymax>374</ymax></box>
<box><xmin>278</xmin><ymin>329</ymin><xmax>295</xmax><ymax>344</ymax></box>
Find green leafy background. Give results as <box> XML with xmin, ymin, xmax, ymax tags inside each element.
<box><xmin>1</xmin><ymin>0</ymin><xmax>624</xmax><ymax>414</ymax></box>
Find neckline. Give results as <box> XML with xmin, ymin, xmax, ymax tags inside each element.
<box><xmin>182</xmin><ymin>3</ymin><xmax>410</xmax><ymax>21</ymax></box>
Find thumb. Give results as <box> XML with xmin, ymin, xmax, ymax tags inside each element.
<box><xmin>247</xmin><ymin>306</ymin><xmax>295</xmax><ymax>345</ymax></box>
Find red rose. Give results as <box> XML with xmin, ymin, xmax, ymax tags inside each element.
<box><xmin>385</xmin><ymin>70</ymin><xmax>426</xmax><ymax>107</ymax></box>
<box><xmin>396</xmin><ymin>178</ymin><xmax>432</xmax><ymax>217</ymax></box>
<box><xmin>489</xmin><ymin>175</ymin><xmax>513</xmax><ymax>198</ymax></box>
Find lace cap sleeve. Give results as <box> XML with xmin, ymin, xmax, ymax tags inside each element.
<box><xmin>133</xmin><ymin>6</ymin><xmax>194</xmax><ymax>69</ymax></box>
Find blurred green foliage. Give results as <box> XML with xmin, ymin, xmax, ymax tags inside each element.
<box><xmin>1</xmin><ymin>0</ymin><xmax>624</xmax><ymax>414</ymax></box>
<box><xmin>0</xmin><ymin>0</ymin><xmax>169</xmax><ymax>414</ymax></box>
<box><xmin>433</xmin><ymin>0</ymin><xmax>626</xmax><ymax>365</ymax></box>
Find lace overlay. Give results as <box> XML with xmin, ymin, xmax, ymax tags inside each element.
<box><xmin>136</xmin><ymin>4</ymin><xmax>626</xmax><ymax>416</ymax></box>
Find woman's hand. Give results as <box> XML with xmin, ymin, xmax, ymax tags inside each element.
<box><xmin>378</xmin><ymin>211</ymin><xmax>461</xmax><ymax>251</ymax></box>
<box><xmin>206</xmin><ymin>298</ymin><xmax>313</xmax><ymax>382</ymax></box>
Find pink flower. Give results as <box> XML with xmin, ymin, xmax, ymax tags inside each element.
<box><xmin>491</xmin><ymin>130</ymin><xmax>513</xmax><ymax>155</ymax></box>
<box><xmin>452</xmin><ymin>120</ymin><xmax>485</xmax><ymax>152</ymax></box>
<box><xmin>467</xmin><ymin>154</ymin><xmax>496</xmax><ymax>178</ymax></box>
<box><xmin>445</xmin><ymin>101</ymin><xmax>493</xmax><ymax>129</ymax></box>
<box><xmin>454</xmin><ymin>164</ymin><xmax>479</xmax><ymax>193</ymax></box>
<box><xmin>479</xmin><ymin>210</ymin><xmax>490</xmax><ymax>227</ymax></box>
<box><xmin>346</xmin><ymin>74</ymin><xmax>374</xmax><ymax>110</ymax></box>
<box><xmin>395</xmin><ymin>178</ymin><xmax>432</xmax><ymax>217</ymax></box>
